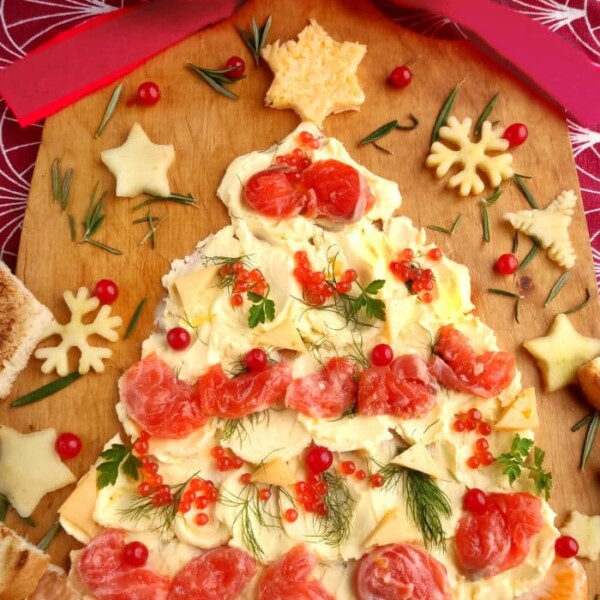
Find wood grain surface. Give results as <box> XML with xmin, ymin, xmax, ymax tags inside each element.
<box><xmin>2</xmin><ymin>0</ymin><xmax>599</xmax><ymax>592</ymax></box>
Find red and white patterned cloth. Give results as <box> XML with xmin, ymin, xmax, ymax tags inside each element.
<box><xmin>0</xmin><ymin>0</ymin><xmax>598</xmax><ymax>282</ymax></box>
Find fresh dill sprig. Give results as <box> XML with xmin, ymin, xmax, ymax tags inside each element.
<box><xmin>80</xmin><ymin>183</ymin><xmax>122</xmax><ymax>255</ymax></box>
<box><xmin>238</xmin><ymin>15</ymin><xmax>272</xmax><ymax>67</ymax></box>
<box><xmin>219</xmin><ymin>411</ymin><xmax>270</xmax><ymax>446</ymax></box>
<box><xmin>312</xmin><ymin>471</ymin><xmax>354</xmax><ymax>548</ymax></box>
<box><xmin>377</xmin><ymin>461</ymin><xmax>451</xmax><ymax>551</ymax></box>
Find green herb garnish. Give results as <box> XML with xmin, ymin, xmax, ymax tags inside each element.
<box><xmin>11</xmin><ymin>372</ymin><xmax>82</xmax><ymax>407</ymax></box>
<box><xmin>313</xmin><ymin>471</ymin><xmax>354</xmax><ymax>548</ymax></box>
<box><xmin>544</xmin><ymin>271</ymin><xmax>571</xmax><ymax>306</ymax></box>
<box><xmin>481</xmin><ymin>201</ymin><xmax>491</xmax><ymax>242</ymax></box>
<box><xmin>512</xmin><ymin>230</ymin><xmax>519</xmax><ymax>253</ymax></box>
<box><xmin>513</xmin><ymin>173</ymin><xmax>539</xmax><ymax>209</ymax></box>
<box><xmin>497</xmin><ymin>434</ymin><xmax>553</xmax><ymax>499</ymax></box>
<box><xmin>135</xmin><ymin>211</ymin><xmax>160</xmax><ymax>249</ymax></box>
<box><xmin>37</xmin><ymin>522</ymin><xmax>61</xmax><ymax>551</ymax></box>
<box><xmin>188</xmin><ymin>64</ymin><xmax>245</xmax><ymax>99</ymax></box>
<box><xmin>80</xmin><ymin>183</ymin><xmax>122</xmax><ymax>255</ymax></box>
<box><xmin>396</xmin><ymin>113</ymin><xmax>419</xmax><ymax>130</ymax></box>
<box><xmin>94</xmin><ymin>83</ymin><xmax>123</xmax><ymax>138</ymax></box>
<box><xmin>518</xmin><ymin>241</ymin><xmax>540</xmax><ymax>271</ymax></box>
<box><xmin>96</xmin><ymin>443</ymin><xmax>142</xmax><ymax>489</ymax></box>
<box><xmin>133</xmin><ymin>193</ymin><xmax>196</xmax><ymax>211</ymax></box>
<box><xmin>474</xmin><ymin>92</ymin><xmax>499</xmax><ymax>137</ymax></box>
<box><xmin>247</xmin><ymin>291</ymin><xmax>276</xmax><ymax>328</ymax></box>
<box><xmin>219</xmin><ymin>411</ymin><xmax>270</xmax><ymax>447</ymax></box>
<box><xmin>51</xmin><ymin>159</ymin><xmax>73</xmax><ymax>212</ymax></box>
<box><xmin>487</xmin><ymin>288</ymin><xmax>521</xmax><ymax>298</ymax></box>
<box><xmin>124</xmin><ymin>297</ymin><xmax>147</xmax><ymax>340</ymax></box>
<box><xmin>573</xmin><ymin>411</ymin><xmax>600</xmax><ymax>470</ymax></box>
<box><xmin>431</xmin><ymin>83</ymin><xmax>461</xmax><ymax>144</ymax></box>
<box><xmin>51</xmin><ymin>159</ymin><xmax>60</xmax><ymax>201</ymax></box>
<box><xmin>427</xmin><ymin>214</ymin><xmax>462</xmax><ymax>235</ymax></box>
<box><xmin>238</xmin><ymin>15</ymin><xmax>272</xmax><ymax>67</ymax></box>
<box><xmin>563</xmin><ymin>288</ymin><xmax>591</xmax><ymax>315</ymax></box>
<box><xmin>360</xmin><ymin>120</ymin><xmax>398</xmax><ymax>145</ymax></box>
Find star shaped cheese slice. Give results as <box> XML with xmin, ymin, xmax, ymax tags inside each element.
<box><xmin>504</xmin><ymin>190</ymin><xmax>577</xmax><ymax>269</ymax></box>
<box><xmin>101</xmin><ymin>122</ymin><xmax>175</xmax><ymax>197</ymax></box>
<box><xmin>0</xmin><ymin>426</ymin><xmax>76</xmax><ymax>517</ymax></box>
<box><xmin>523</xmin><ymin>314</ymin><xmax>600</xmax><ymax>392</ymax></box>
<box><xmin>261</xmin><ymin>19</ymin><xmax>366</xmax><ymax>126</ymax></box>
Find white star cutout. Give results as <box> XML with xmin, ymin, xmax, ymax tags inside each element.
<box><xmin>101</xmin><ymin>122</ymin><xmax>175</xmax><ymax>198</ymax></box>
<box><xmin>0</xmin><ymin>427</ymin><xmax>76</xmax><ymax>517</ymax></box>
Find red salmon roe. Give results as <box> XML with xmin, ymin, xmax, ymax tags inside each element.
<box><xmin>284</xmin><ymin>508</ymin><xmax>299</xmax><ymax>523</ymax></box>
<box><xmin>389</xmin><ymin>249</ymin><xmax>436</xmax><ymax>303</ymax></box>
<box><xmin>195</xmin><ymin>513</ymin><xmax>209</xmax><ymax>526</ymax></box>
<box><xmin>370</xmin><ymin>474</ymin><xmax>384</xmax><ymax>488</ymax></box>
<box><xmin>294</xmin><ymin>473</ymin><xmax>330</xmax><ymax>515</ymax></box>
<box><xmin>340</xmin><ymin>461</ymin><xmax>356</xmax><ymax>475</ymax></box>
<box><xmin>354</xmin><ymin>469</ymin><xmax>367</xmax><ymax>481</ymax></box>
<box><xmin>467</xmin><ymin>456</ymin><xmax>480</xmax><ymax>469</ymax></box>
<box><xmin>478</xmin><ymin>422</ymin><xmax>492</xmax><ymax>436</ymax></box>
<box><xmin>259</xmin><ymin>489</ymin><xmax>272</xmax><ymax>502</ymax></box>
<box><xmin>298</xmin><ymin>131</ymin><xmax>320</xmax><ymax>149</ymax></box>
<box><xmin>427</xmin><ymin>247</ymin><xmax>443</xmax><ymax>261</ymax></box>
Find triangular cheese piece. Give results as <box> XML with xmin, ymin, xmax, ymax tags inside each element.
<box><xmin>496</xmin><ymin>387</ymin><xmax>539</xmax><ymax>430</ymax></box>
<box><xmin>390</xmin><ymin>442</ymin><xmax>446</xmax><ymax>479</ymax></box>
<box><xmin>363</xmin><ymin>505</ymin><xmax>422</xmax><ymax>548</ymax></box>
<box><xmin>251</xmin><ymin>457</ymin><xmax>297</xmax><ymax>486</ymax></box>
<box><xmin>504</xmin><ymin>190</ymin><xmax>576</xmax><ymax>269</ymax></box>
<box><xmin>172</xmin><ymin>266</ymin><xmax>221</xmax><ymax>324</ymax></box>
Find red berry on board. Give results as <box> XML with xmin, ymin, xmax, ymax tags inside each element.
<box><xmin>462</xmin><ymin>488</ymin><xmax>487</xmax><ymax>514</ymax></box>
<box><xmin>225</xmin><ymin>55</ymin><xmax>245</xmax><ymax>78</ymax></box>
<box><xmin>55</xmin><ymin>433</ymin><xmax>82</xmax><ymax>460</ymax></box>
<box><xmin>284</xmin><ymin>508</ymin><xmax>299</xmax><ymax>523</ymax></box>
<box><xmin>122</xmin><ymin>541</ymin><xmax>149</xmax><ymax>567</ymax></box>
<box><xmin>494</xmin><ymin>253</ymin><xmax>519</xmax><ymax>275</ymax></box>
<box><xmin>245</xmin><ymin>348</ymin><xmax>268</xmax><ymax>372</ymax></box>
<box><xmin>371</xmin><ymin>343</ymin><xmax>394</xmax><ymax>367</ymax></box>
<box><xmin>503</xmin><ymin>123</ymin><xmax>528</xmax><ymax>147</ymax></box>
<box><xmin>93</xmin><ymin>279</ymin><xmax>119</xmax><ymax>305</ymax></box>
<box><xmin>166</xmin><ymin>327</ymin><xmax>191</xmax><ymax>351</ymax></box>
<box><xmin>136</xmin><ymin>81</ymin><xmax>161</xmax><ymax>106</ymax></box>
<box><xmin>306</xmin><ymin>446</ymin><xmax>333</xmax><ymax>474</ymax></box>
<box><xmin>389</xmin><ymin>65</ymin><xmax>412</xmax><ymax>88</ymax></box>
<box><xmin>195</xmin><ymin>513</ymin><xmax>209</xmax><ymax>526</ymax></box>
<box><xmin>555</xmin><ymin>535</ymin><xmax>579</xmax><ymax>558</ymax></box>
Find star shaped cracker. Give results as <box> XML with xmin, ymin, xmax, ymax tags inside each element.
<box><xmin>523</xmin><ymin>314</ymin><xmax>600</xmax><ymax>392</ymax></box>
<box><xmin>0</xmin><ymin>426</ymin><xmax>76</xmax><ymax>517</ymax></box>
<box><xmin>504</xmin><ymin>190</ymin><xmax>577</xmax><ymax>269</ymax></box>
<box><xmin>261</xmin><ymin>19</ymin><xmax>366</xmax><ymax>126</ymax></box>
<box><xmin>100</xmin><ymin>122</ymin><xmax>175</xmax><ymax>197</ymax></box>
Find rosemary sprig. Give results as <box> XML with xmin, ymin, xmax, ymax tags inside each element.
<box><xmin>514</xmin><ymin>297</ymin><xmax>521</xmax><ymax>324</ymax></box>
<box><xmin>314</xmin><ymin>471</ymin><xmax>354</xmax><ymax>547</ymax></box>
<box><xmin>518</xmin><ymin>241</ymin><xmax>540</xmax><ymax>271</ymax></box>
<box><xmin>513</xmin><ymin>173</ymin><xmax>539</xmax><ymax>209</ymax></box>
<box><xmin>572</xmin><ymin>413</ymin><xmax>594</xmax><ymax>432</ymax></box>
<box><xmin>94</xmin><ymin>83</ymin><xmax>123</xmax><ymax>138</ymax></box>
<box><xmin>544</xmin><ymin>271</ymin><xmax>571</xmax><ymax>306</ymax></box>
<box><xmin>395</xmin><ymin>113</ymin><xmax>419</xmax><ymax>130</ymax></box>
<box><xmin>563</xmin><ymin>288</ymin><xmax>591</xmax><ymax>315</ymax></box>
<box><xmin>474</xmin><ymin>92</ymin><xmax>499</xmax><ymax>137</ymax></box>
<box><xmin>133</xmin><ymin>193</ymin><xmax>196</xmax><ymax>211</ymax></box>
<box><xmin>427</xmin><ymin>214</ymin><xmax>462</xmax><ymax>235</ymax></box>
<box><xmin>11</xmin><ymin>372</ymin><xmax>82</xmax><ymax>407</ymax></box>
<box><xmin>52</xmin><ymin>159</ymin><xmax>60</xmax><ymax>201</ymax></box>
<box><xmin>188</xmin><ymin>64</ymin><xmax>245</xmax><ymax>99</ymax></box>
<box><xmin>238</xmin><ymin>15</ymin><xmax>272</xmax><ymax>67</ymax></box>
<box><xmin>37</xmin><ymin>522</ymin><xmax>61</xmax><ymax>551</ymax></box>
<box><xmin>360</xmin><ymin>120</ymin><xmax>398</xmax><ymax>145</ymax></box>
<box><xmin>51</xmin><ymin>159</ymin><xmax>73</xmax><ymax>212</ymax></box>
<box><xmin>80</xmin><ymin>183</ymin><xmax>122</xmax><ymax>255</ymax></box>
<box><xmin>574</xmin><ymin>411</ymin><xmax>600</xmax><ymax>470</ymax></box>
<box><xmin>96</xmin><ymin>443</ymin><xmax>142</xmax><ymax>489</ymax></box>
<box><xmin>481</xmin><ymin>201</ymin><xmax>491</xmax><ymax>242</ymax></box>
<box><xmin>61</xmin><ymin>168</ymin><xmax>73</xmax><ymax>212</ymax></box>
<box><xmin>512</xmin><ymin>230</ymin><xmax>519</xmax><ymax>253</ymax></box>
<box><xmin>124</xmin><ymin>297</ymin><xmax>147</xmax><ymax>340</ymax></box>
<box><xmin>135</xmin><ymin>211</ymin><xmax>160</xmax><ymax>249</ymax></box>
<box><xmin>219</xmin><ymin>411</ymin><xmax>270</xmax><ymax>446</ymax></box>
<box><xmin>431</xmin><ymin>83</ymin><xmax>461</xmax><ymax>144</ymax></box>
<box><xmin>488</xmin><ymin>288</ymin><xmax>521</xmax><ymax>298</ymax></box>
<box><xmin>378</xmin><ymin>462</ymin><xmax>451</xmax><ymax>550</ymax></box>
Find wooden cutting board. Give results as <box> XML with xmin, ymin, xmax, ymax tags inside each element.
<box><xmin>3</xmin><ymin>0</ymin><xmax>600</xmax><ymax>591</ymax></box>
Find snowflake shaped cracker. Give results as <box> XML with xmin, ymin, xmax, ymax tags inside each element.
<box><xmin>35</xmin><ymin>287</ymin><xmax>122</xmax><ymax>376</ymax></box>
<box><xmin>504</xmin><ymin>190</ymin><xmax>577</xmax><ymax>269</ymax></box>
<box><xmin>426</xmin><ymin>116</ymin><xmax>514</xmax><ymax>196</ymax></box>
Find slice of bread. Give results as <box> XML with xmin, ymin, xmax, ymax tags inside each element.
<box><xmin>0</xmin><ymin>261</ymin><xmax>54</xmax><ymax>399</ymax></box>
<box><xmin>577</xmin><ymin>356</ymin><xmax>600</xmax><ymax>412</ymax></box>
<box><xmin>0</xmin><ymin>524</ymin><xmax>49</xmax><ymax>600</ymax></box>
<box><xmin>28</xmin><ymin>564</ymin><xmax>81</xmax><ymax>600</ymax></box>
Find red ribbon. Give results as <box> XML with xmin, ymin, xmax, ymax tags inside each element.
<box><xmin>0</xmin><ymin>0</ymin><xmax>239</xmax><ymax>127</ymax></box>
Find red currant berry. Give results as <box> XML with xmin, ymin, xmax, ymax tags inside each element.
<box><xmin>503</xmin><ymin>123</ymin><xmax>528</xmax><ymax>147</ymax></box>
<box><xmin>494</xmin><ymin>253</ymin><xmax>519</xmax><ymax>275</ymax></box>
<box><xmin>555</xmin><ymin>535</ymin><xmax>579</xmax><ymax>558</ymax></box>
<box><xmin>55</xmin><ymin>433</ymin><xmax>82</xmax><ymax>460</ymax></box>
<box><xmin>371</xmin><ymin>343</ymin><xmax>394</xmax><ymax>367</ymax></box>
<box><xmin>245</xmin><ymin>347</ymin><xmax>268</xmax><ymax>372</ymax></box>
<box><xmin>306</xmin><ymin>445</ymin><xmax>333</xmax><ymax>474</ymax></box>
<box><xmin>284</xmin><ymin>508</ymin><xmax>299</xmax><ymax>523</ymax></box>
<box><xmin>370</xmin><ymin>474</ymin><xmax>384</xmax><ymax>488</ymax></box>
<box><xmin>195</xmin><ymin>513</ymin><xmax>209</xmax><ymax>526</ymax></box>
<box><xmin>136</xmin><ymin>81</ymin><xmax>161</xmax><ymax>106</ymax></box>
<box><xmin>166</xmin><ymin>327</ymin><xmax>191</xmax><ymax>351</ymax></box>
<box><xmin>122</xmin><ymin>541</ymin><xmax>149</xmax><ymax>567</ymax></box>
<box><xmin>225</xmin><ymin>55</ymin><xmax>245</xmax><ymax>78</ymax></box>
<box><xmin>93</xmin><ymin>279</ymin><xmax>119</xmax><ymax>305</ymax></box>
<box><xmin>463</xmin><ymin>488</ymin><xmax>487</xmax><ymax>514</ymax></box>
<box><xmin>389</xmin><ymin>65</ymin><xmax>412</xmax><ymax>88</ymax></box>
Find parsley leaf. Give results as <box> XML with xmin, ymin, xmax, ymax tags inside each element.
<box><xmin>497</xmin><ymin>434</ymin><xmax>552</xmax><ymax>500</ymax></box>
<box><xmin>247</xmin><ymin>293</ymin><xmax>276</xmax><ymax>329</ymax></box>
<box><xmin>96</xmin><ymin>443</ymin><xmax>142</xmax><ymax>489</ymax></box>
<box><xmin>351</xmin><ymin>279</ymin><xmax>386</xmax><ymax>322</ymax></box>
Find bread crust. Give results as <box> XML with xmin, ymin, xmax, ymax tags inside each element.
<box><xmin>577</xmin><ymin>357</ymin><xmax>600</xmax><ymax>412</ymax></box>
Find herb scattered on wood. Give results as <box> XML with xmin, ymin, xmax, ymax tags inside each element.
<box><xmin>563</xmin><ymin>288</ymin><xmax>591</xmax><ymax>315</ymax></box>
<box><xmin>474</xmin><ymin>92</ymin><xmax>499</xmax><ymax>137</ymax></box>
<box><xmin>188</xmin><ymin>64</ymin><xmax>246</xmax><ymax>99</ymax></box>
<box><xmin>497</xmin><ymin>434</ymin><xmax>552</xmax><ymax>500</ymax></box>
<box><xmin>96</xmin><ymin>443</ymin><xmax>142</xmax><ymax>489</ymax></box>
<box><xmin>134</xmin><ymin>211</ymin><xmax>160</xmax><ymax>249</ymax></box>
<box><xmin>572</xmin><ymin>411</ymin><xmax>600</xmax><ymax>470</ymax></box>
<box><xmin>80</xmin><ymin>183</ymin><xmax>122</xmax><ymax>255</ymax></box>
<box><xmin>11</xmin><ymin>372</ymin><xmax>82</xmax><ymax>407</ymax></box>
<box><xmin>360</xmin><ymin>115</ymin><xmax>419</xmax><ymax>147</ymax></box>
<box><xmin>94</xmin><ymin>83</ymin><xmax>123</xmax><ymax>138</ymax></box>
<box><xmin>238</xmin><ymin>15</ymin><xmax>272</xmax><ymax>67</ymax></box>
<box><xmin>518</xmin><ymin>241</ymin><xmax>540</xmax><ymax>271</ymax></box>
<box><xmin>133</xmin><ymin>193</ymin><xmax>196</xmax><ymax>211</ymax></box>
<box><xmin>480</xmin><ymin>187</ymin><xmax>502</xmax><ymax>242</ymax></box>
<box><xmin>37</xmin><ymin>522</ymin><xmax>61</xmax><ymax>551</ymax></box>
<box><xmin>544</xmin><ymin>271</ymin><xmax>571</xmax><ymax>306</ymax></box>
<box><xmin>377</xmin><ymin>461</ymin><xmax>451</xmax><ymax>551</ymax></box>
<box><xmin>427</xmin><ymin>214</ymin><xmax>462</xmax><ymax>235</ymax></box>
<box><xmin>431</xmin><ymin>83</ymin><xmax>461</xmax><ymax>144</ymax></box>
<box><xmin>124</xmin><ymin>297</ymin><xmax>148</xmax><ymax>340</ymax></box>
<box><xmin>512</xmin><ymin>230</ymin><xmax>519</xmax><ymax>253</ymax></box>
<box><xmin>395</xmin><ymin>113</ymin><xmax>419</xmax><ymax>130</ymax></box>
<box><xmin>513</xmin><ymin>173</ymin><xmax>539</xmax><ymax>209</ymax></box>
<box><xmin>488</xmin><ymin>288</ymin><xmax>521</xmax><ymax>299</ymax></box>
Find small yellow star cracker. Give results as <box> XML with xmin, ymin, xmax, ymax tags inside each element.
<box><xmin>101</xmin><ymin>122</ymin><xmax>175</xmax><ymax>198</ymax></box>
<box><xmin>261</xmin><ymin>19</ymin><xmax>366</xmax><ymax>126</ymax></box>
<box><xmin>504</xmin><ymin>190</ymin><xmax>577</xmax><ymax>269</ymax></box>
<box><xmin>0</xmin><ymin>426</ymin><xmax>76</xmax><ymax>517</ymax></box>
<box><xmin>426</xmin><ymin>117</ymin><xmax>514</xmax><ymax>196</ymax></box>
<box><xmin>523</xmin><ymin>314</ymin><xmax>600</xmax><ymax>392</ymax></box>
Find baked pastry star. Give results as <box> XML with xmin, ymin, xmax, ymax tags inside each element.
<box><xmin>101</xmin><ymin>122</ymin><xmax>175</xmax><ymax>197</ymax></box>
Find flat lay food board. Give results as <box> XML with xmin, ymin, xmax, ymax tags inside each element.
<box><xmin>1</xmin><ymin>0</ymin><xmax>599</xmax><ymax>590</ymax></box>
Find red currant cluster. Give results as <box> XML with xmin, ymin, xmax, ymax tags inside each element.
<box><xmin>218</xmin><ymin>261</ymin><xmax>268</xmax><ymax>308</ymax></box>
<box><xmin>340</xmin><ymin>460</ymin><xmax>384</xmax><ymax>488</ymax></box>
<box><xmin>181</xmin><ymin>477</ymin><xmax>219</xmax><ymax>527</ymax></box>
<box><xmin>389</xmin><ymin>248</ymin><xmax>440</xmax><ymax>304</ymax></box>
<box><xmin>293</xmin><ymin>251</ymin><xmax>358</xmax><ymax>307</ymax></box>
<box><xmin>210</xmin><ymin>445</ymin><xmax>244</xmax><ymax>472</ymax></box>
